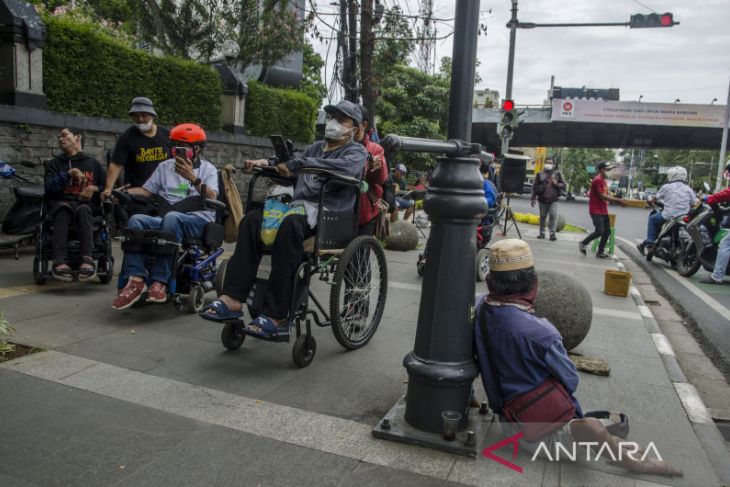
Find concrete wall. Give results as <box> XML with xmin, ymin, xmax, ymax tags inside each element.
<box><xmin>0</xmin><ymin>105</ymin><xmax>301</xmax><ymax>220</ymax></box>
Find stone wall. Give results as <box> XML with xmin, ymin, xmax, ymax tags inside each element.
<box><xmin>0</xmin><ymin>105</ymin><xmax>302</xmax><ymax>220</ymax></box>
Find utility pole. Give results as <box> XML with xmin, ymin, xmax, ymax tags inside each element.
<box><xmin>338</xmin><ymin>0</ymin><xmax>350</xmax><ymax>100</ymax></box>
<box><xmin>347</xmin><ymin>0</ymin><xmax>359</xmax><ymax>102</ymax></box>
<box><xmin>417</xmin><ymin>0</ymin><xmax>436</xmax><ymax>74</ymax></box>
<box><xmin>360</xmin><ymin>0</ymin><xmax>376</xmax><ymax>122</ymax></box>
<box><xmin>501</xmin><ymin>0</ymin><xmax>519</xmax><ymax>155</ymax></box>
<box><xmin>716</xmin><ymin>78</ymin><xmax>730</xmax><ymax>192</ymax></box>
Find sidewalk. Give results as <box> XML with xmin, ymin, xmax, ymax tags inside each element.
<box><xmin>1</xmin><ymin>225</ymin><xmax>728</xmax><ymax>486</ymax></box>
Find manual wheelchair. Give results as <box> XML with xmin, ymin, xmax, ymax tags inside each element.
<box><xmin>216</xmin><ymin>166</ymin><xmax>388</xmax><ymax>368</ymax></box>
<box><xmin>113</xmin><ymin>184</ymin><xmax>228</xmax><ymax>313</ymax></box>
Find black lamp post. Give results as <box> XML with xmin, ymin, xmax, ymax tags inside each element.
<box><xmin>373</xmin><ymin>0</ymin><xmax>489</xmax><ymax>457</ymax></box>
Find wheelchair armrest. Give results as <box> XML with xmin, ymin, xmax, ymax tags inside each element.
<box><xmin>205</xmin><ymin>198</ymin><xmax>227</xmax><ymax>211</ymax></box>
<box><xmin>251</xmin><ymin>166</ymin><xmax>297</xmax><ymax>186</ymax></box>
<box><xmin>299</xmin><ymin>167</ymin><xmax>360</xmax><ymax>187</ymax></box>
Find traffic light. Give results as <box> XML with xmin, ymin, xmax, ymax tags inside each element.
<box><xmin>629</xmin><ymin>12</ymin><xmax>677</xmax><ymax>28</ymax></box>
<box><xmin>498</xmin><ymin>99</ymin><xmax>517</xmax><ymax>140</ymax></box>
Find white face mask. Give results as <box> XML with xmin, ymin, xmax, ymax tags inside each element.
<box><xmin>724</xmin><ymin>170</ymin><xmax>730</xmax><ymax>181</ymax></box>
<box><xmin>325</xmin><ymin>119</ymin><xmax>353</xmax><ymax>141</ymax></box>
<box><xmin>544</xmin><ymin>164</ymin><xmax>554</xmax><ymax>171</ymax></box>
<box><xmin>135</xmin><ymin>121</ymin><xmax>153</xmax><ymax>132</ymax></box>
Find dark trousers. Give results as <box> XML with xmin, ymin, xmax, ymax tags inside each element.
<box><xmin>52</xmin><ymin>203</ymin><xmax>94</xmax><ymax>263</ymax></box>
<box><xmin>222</xmin><ymin>210</ymin><xmax>313</xmax><ymax>320</ymax></box>
<box><xmin>581</xmin><ymin>213</ymin><xmax>611</xmax><ymax>253</ymax></box>
<box><xmin>358</xmin><ymin>219</ymin><xmax>376</xmax><ymax>236</ymax></box>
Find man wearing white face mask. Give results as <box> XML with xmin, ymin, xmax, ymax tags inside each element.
<box><xmin>531</xmin><ymin>158</ymin><xmax>566</xmax><ymax>241</ymax></box>
<box><xmin>201</xmin><ymin>101</ymin><xmax>368</xmax><ymax>338</ymax></box>
<box><xmin>102</xmin><ymin>97</ymin><xmax>172</xmax><ymax>201</ymax></box>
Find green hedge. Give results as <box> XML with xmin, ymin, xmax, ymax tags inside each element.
<box><xmin>245</xmin><ymin>81</ymin><xmax>317</xmax><ymax>143</ymax></box>
<box><xmin>43</xmin><ymin>16</ymin><xmax>222</xmax><ymax>129</ymax></box>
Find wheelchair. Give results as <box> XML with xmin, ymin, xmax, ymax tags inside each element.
<box><xmin>33</xmin><ymin>195</ymin><xmax>114</xmax><ymax>285</ymax></box>
<box><xmin>216</xmin><ymin>166</ymin><xmax>388</xmax><ymax>368</ymax></box>
<box><xmin>113</xmin><ymin>185</ymin><xmax>228</xmax><ymax>313</ymax></box>
<box><xmin>416</xmin><ymin>207</ymin><xmax>496</xmax><ymax>282</ymax></box>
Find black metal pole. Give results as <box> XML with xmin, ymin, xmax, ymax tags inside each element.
<box><xmin>501</xmin><ymin>0</ymin><xmax>518</xmax><ymax>155</ymax></box>
<box><xmin>402</xmin><ymin>0</ymin><xmax>487</xmax><ymax>434</ymax></box>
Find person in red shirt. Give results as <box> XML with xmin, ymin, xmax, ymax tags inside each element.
<box><xmin>579</xmin><ymin>162</ymin><xmax>626</xmax><ymax>258</ymax></box>
<box><xmin>699</xmin><ymin>162</ymin><xmax>730</xmax><ymax>284</ymax></box>
<box><xmin>356</xmin><ymin>105</ymin><xmax>389</xmax><ymax>236</ymax></box>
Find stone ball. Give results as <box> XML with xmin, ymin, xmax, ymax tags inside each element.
<box><xmin>534</xmin><ymin>270</ymin><xmax>592</xmax><ymax>351</ymax></box>
<box><xmin>555</xmin><ymin>214</ymin><xmax>567</xmax><ymax>233</ymax></box>
<box><xmin>385</xmin><ymin>220</ymin><xmax>419</xmax><ymax>251</ymax></box>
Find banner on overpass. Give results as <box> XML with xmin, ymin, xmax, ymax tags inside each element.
<box><xmin>551</xmin><ymin>99</ymin><xmax>726</xmax><ymax>128</ymax></box>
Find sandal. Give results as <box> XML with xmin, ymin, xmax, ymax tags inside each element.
<box><xmin>51</xmin><ymin>262</ymin><xmax>73</xmax><ymax>282</ymax></box>
<box><xmin>200</xmin><ymin>299</ymin><xmax>244</xmax><ymax>322</ymax></box>
<box><xmin>78</xmin><ymin>257</ymin><xmax>97</xmax><ymax>282</ymax></box>
<box><xmin>244</xmin><ymin>315</ymin><xmax>290</xmax><ymax>339</ymax></box>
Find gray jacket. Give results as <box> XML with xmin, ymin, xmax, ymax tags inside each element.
<box><xmin>284</xmin><ymin>140</ymin><xmax>367</xmax><ymax>213</ymax></box>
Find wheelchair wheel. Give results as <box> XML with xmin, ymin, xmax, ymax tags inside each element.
<box><xmin>33</xmin><ymin>257</ymin><xmax>47</xmax><ymax>285</ymax></box>
<box><xmin>187</xmin><ymin>283</ymin><xmax>206</xmax><ymax>313</ymax></box>
<box><xmin>330</xmin><ymin>236</ymin><xmax>387</xmax><ymax>350</ymax></box>
<box><xmin>97</xmin><ymin>256</ymin><xmax>114</xmax><ymax>284</ymax></box>
<box><xmin>476</xmin><ymin>248</ymin><xmax>489</xmax><ymax>282</ymax></box>
<box><xmin>292</xmin><ymin>333</ymin><xmax>316</xmax><ymax>368</ymax></box>
<box><xmin>221</xmin><ymin>322</ymin><xmax>245</xmax><ymax>351</ymax></box>
<box><xmin>214</xmin><ymin>258</ymin><xmax>229</xmax><ymax>296</ymax></box>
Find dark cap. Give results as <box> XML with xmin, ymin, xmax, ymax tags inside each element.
<box><xmin>324</xmin><ymin>100</ymin><xmax>362</xmax><ymax>126</ymax></box>
<box><xmin>597</xmin><ymin>161</ymin><xmax>617</xmax><ymax>171</ymax></box>
<box><xmin>129</xmin><ymin>97</ymin><xmax>157</xmax><ymax>117</ymax></box>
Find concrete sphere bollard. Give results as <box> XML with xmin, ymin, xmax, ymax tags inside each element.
<box><xmin>385</xmin><ymin>220</ymin><xmax>419</xmax><ymax>251</ymax></box>
<box><xmin>555</xmin><ymin>214</ymin><xmax>567</xmax><ymax>233</ymax></box>
<box><xmin>534</xmin><ymin>270</ymin><xmax>592</xmax><ymax>350</ymax></box>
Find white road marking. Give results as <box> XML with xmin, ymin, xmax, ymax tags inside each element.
<box><xmin>637</xmin><ymin>304</ymin><xmax>653</xmax><ymax>318</ymax></box>
<box><xmin>673</xmin><ymin>382</ymin><xmax>713</xmax><ymax>425</ymax></box>
<box><xmin>651</xmin><ymin>333</ymin><xmax>676</xmax><ymax>357</ymax></box>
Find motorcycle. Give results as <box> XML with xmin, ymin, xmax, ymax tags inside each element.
<box><xmin>676</xmin><ymin>200</ymin><xmax>730</xmax><ymax>277</ymax></box>
<box><xmin>0</xmin><ymin>160</ymin><xmax>44</xmax><ymax>259</ymax></box>
<box><xmin>644</xmin><ymin>201</ymin><xmax>691</xmax><ymax>268</ymax></box>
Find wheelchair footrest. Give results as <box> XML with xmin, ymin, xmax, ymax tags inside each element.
<box><xmin>220</xmin><ymin>319</ymin><xmax>292</xmax><ymax>343</ymax></box>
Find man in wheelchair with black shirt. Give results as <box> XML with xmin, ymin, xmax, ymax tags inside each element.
<box><xmin>200</xmin><ymin>100</ymin><xmax>367</xmax><ymax>340</ymax></box>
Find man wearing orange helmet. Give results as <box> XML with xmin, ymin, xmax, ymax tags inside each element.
<box><xmin>112</xmin><ymin>123</ymin><xmax>219</xmax><ymax>310</ymax></box>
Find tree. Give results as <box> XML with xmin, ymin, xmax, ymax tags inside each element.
<box><xmin>298</xmin><ymin>42</ymin><xmax>326</xmax><ymax>105</ymax></box>
<box><xmin>559</xmin><ymin>148</ymin><xmax>615</xmax><ymax>193</ymax></box>
<box><xmin>133</xmin><ymin>0</ymin><xmax>303</xmax><ymax>65</ymax></box>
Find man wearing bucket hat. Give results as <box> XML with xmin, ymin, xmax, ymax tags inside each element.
<box><xmin>102</xmin><ymin>97</ymin><xmax>172</xmax><ymax>201</ymax></box>
<box><xmin>474</xmin><ymin>239</ymin><xmax>682</xmax><ymax>476</ymax></box>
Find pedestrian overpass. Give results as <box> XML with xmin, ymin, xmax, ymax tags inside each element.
<box><xmin>472</xmin><ymin>99</ymin><xmax>727</xmax><ymax>151</ymax></box>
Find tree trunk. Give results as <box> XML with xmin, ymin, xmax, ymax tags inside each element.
<box><xmin>360</xmin><ymin>0</ymin><xmax>376</xmax><ymax>128</ymax></box>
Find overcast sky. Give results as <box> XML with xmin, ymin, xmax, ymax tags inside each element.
<box><xmin>311</xmin><ymin>0</ymin><xmax>730</xmax><ymax>106</ymax></box>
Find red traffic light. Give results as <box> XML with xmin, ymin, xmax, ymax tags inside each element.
<box><xmin>660</xmin><ymin>13</ymin><xmax>673</xmax><ymax>26</ymax></box>
<box><xmin>502</xmin><ymin>99</ymin><xmax>515</xmax><ymax>111</ymax></box>
<box><xmin>630</xmin><ymin>12</ymin><xmax>677</xmax><ymax>28</ymax></box>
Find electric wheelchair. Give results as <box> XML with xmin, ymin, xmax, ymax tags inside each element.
<box><xmin>216</xmin><ymin>166</ymin><xmax>388</xmax><ymax>368</ymax></box>
<box><xmin>33</xmin><ymin>194</ymin><xmax>114</xmax><ymax>285</ymax></box>
<box><xmin>112</xmin><ymin>182</ymin><xmax>228</xmax><ymax>313</ymax></box>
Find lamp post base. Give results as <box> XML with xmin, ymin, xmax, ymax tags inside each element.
<box><xmin>372</xmin><ymin>395</ymin><xmax>494</xmax><ymax>457</ymax></box>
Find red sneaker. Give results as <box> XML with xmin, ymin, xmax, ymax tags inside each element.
<box><xmin>146</xmin><ymin>281</ymin><xmax>168</xmax><ymax>303</ymax></box>
<box><xmin>112</xmin><ymin>279</ymin><xmax>147</xmax><ymax>310</ymax></box>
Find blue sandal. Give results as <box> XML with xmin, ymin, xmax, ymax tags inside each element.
<box><xmin>200</xmin><ymin>299</ymin><xmax>243</xmax><ymax>322</ymax></box>
<box><xmin>245</xmin><ymin>315</ymin><xmax>290</xmax><ymax>339</ymax></box>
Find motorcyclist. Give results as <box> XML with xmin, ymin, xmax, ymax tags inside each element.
<box><xmin>698</xmin><ymin>162</ymin><xmax>730</xmax><ymax>284</ymax></box>
<box><xmin>637</xmin><ymin>166</ymin><xmax>697</xmax><ymax>255</ymax></box>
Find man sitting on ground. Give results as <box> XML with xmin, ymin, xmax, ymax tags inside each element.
<box><xmin>389</xmin><ymin>163</ymin><xmax>415</xmax><ymax>223</ymax></box>
<box><xmin>200</xmin><ymin>101</ymin><xmax>367</xmax><ymax>339</ymax></box>
<box><xmin>112</xmin><ymin>123</ymin><xmax>218</xmax><ymax>309</ymax></box>
<box><xmin>474</xmin><ymin>239</ymin><xmax>682</xmax><ymax>476</ymax></box>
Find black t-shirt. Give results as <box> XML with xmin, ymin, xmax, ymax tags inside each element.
<box><xmin>44</xmin><ymin>152</ymin><xmax>107</xmax><ymax>208</ymax></box>
<box><xmin>111</xmin><ymin>126</ymin><xmax>172</xmax><ymax>187</ymax></box>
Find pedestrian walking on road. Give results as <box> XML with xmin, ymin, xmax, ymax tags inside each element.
<box><xmin>579</xmin><ymin>162</ymin><xmax>627</xmax><ymax>258</ymax></box>
<box><xmin>531</xmin><ymin>157</ymin><xmax>565</xmax><ymax>241</ymax></box>
<box><xmin>699</xmin><ymin>162</ymin><xmax>730</xmax><ymax>285</ymax></box>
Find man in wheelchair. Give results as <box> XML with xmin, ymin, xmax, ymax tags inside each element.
<box><xmin>44</xmin><ymin>127</ymin><xmax>107</xmax><ymax>281</ymax></box>
<box><xmin>112</xmin><ymin>123</ymin><xmax>219</xmax><ymax>310</ymax></box>
<box><xmin>201</xmin><ymin>100</ymin><xmax>368</xmax><ymax>339</ymax></box>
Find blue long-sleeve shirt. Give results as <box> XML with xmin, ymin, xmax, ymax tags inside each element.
<box><xmin>483</xmin><ymin>179</ymin><xmax>498</xmax><ymax>208</ymax></box>
<box><xmin>474</xmin><ymin>295</ymin><xmax>583</xmax><ymax>418</ymax></box>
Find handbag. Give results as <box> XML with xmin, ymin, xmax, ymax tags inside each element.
<box><xmin>261</xmin><ymin>198</ymin><xmax>305</xmax><ymax>246</ymax></box>
<box><xmin>222</xmin><ymin>165</ymin><xmax>244</xmax><ymax>243</ymax></box>
<box><xmin>478</xmin><ymin>304</ymin><xmax>575</xmax><ymax>442</ymax></box>
<box><xmin>373</xmin><ymin>210</ymin><xmax>389</xmax><ymax>239</ymax></box>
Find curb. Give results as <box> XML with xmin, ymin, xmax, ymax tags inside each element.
<box><xmin>612</xmin><ymin>255</ymin><xmax>730</xmax><ymax>485</ymax></box>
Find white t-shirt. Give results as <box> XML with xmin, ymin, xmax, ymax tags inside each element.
<box><xmin>143</xmin><ymin>158</ymin><xmax>218</xmax><ymax>222</ymax></box>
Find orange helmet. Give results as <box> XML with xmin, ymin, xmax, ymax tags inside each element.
<box><xmin>170</xmin><ymin>123</ymin><xmax>206</xmax><ymax>144</ymax></box>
